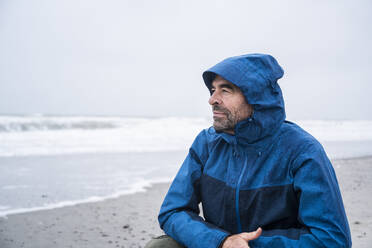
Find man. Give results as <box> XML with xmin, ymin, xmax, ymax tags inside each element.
<box><xmin>146</xmin><ymin>54</ymin><xmax>351</xmax><ymax>248</ymax></box>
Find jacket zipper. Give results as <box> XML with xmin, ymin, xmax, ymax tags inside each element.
<box><xmin>235</xmin><ymin>152</ymin><xmax>260</xmax><ymax>233</ymax></box>
<box><xmin>235</xmin><ymin>155</ymin><xmax>248</xmax><ymax>233</ymax></box>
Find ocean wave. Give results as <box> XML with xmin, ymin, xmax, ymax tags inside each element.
<box><xmin>0</xmin><ymin>116</ymin><xmax>121</xmax><ymax>132</ymax></box>
<box><xmin>0</xmin><ymin>116</ymin><xmax>371</xmax><ymax>157</ymax></box>
<box><xmin>0</xmin><ymin>116</ymin><xmax>210</xmax><ymax>157</ymax></box>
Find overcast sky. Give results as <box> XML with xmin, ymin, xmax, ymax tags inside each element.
<box><xmin>0</xmin><ymin>0</ymin><xmax>371</xmax><ymax>120</ymax></box>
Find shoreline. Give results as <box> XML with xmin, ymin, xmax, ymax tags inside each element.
<box><xmin>1</xmin><ymin>155</ymin><xmax>370</xmax><ymax>219</ymax></box>
<box><xmin>0</xmin><ymin>182</ymin><xmax>171</xmax><ymax>248</ymax></box>
<box><xmin>1</xmin><ymin>156</ymin><xmax>371</xmax><ymax>247</ymax></box>
<box><xmin>0</xmin><ymin>150</ymin><xmax>187</xmax><ymax>219</ymax></box>
<box><xmin>0</xmin><ymin>179</ymin><xmax>172</xmax><ymax>218</ymax></box>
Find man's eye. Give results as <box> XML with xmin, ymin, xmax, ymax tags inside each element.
<box><xmin>210</xmin><ymin>89</ymin><xmax>215</xmax><ymax>95</ymax></box>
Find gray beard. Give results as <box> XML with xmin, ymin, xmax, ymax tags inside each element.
<box><xmin>213</xmin><ymin>115</ymin><xmax>236</xmax><ymax>133</ymax></box>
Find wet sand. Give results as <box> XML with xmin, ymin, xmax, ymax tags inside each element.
<box><xmin>0</xmin><ymin>156</ymin><xmax>371</xmax><ymax>248</ymax></box>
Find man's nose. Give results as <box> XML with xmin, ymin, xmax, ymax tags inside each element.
<box><xmin>208</xmin><ymin>92</ymin><xmax>221</xmax><ymax>105</ymax></box>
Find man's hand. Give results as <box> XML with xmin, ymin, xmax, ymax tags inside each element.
<box><xmin>221</xmin><ymin>228</ymin><xmax>262</xmax><ymax>248</ymax></box>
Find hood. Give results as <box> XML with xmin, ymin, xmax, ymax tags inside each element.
<box><xmin>203</xmin><ymin>53</ymin><xmax>286</xmax><ymax>145</ymax></box>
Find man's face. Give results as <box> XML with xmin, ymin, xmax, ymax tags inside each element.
<box><xmin>208</xmin><ymin>76</ymin><xmax>253</xmax><ymax>134</ymax></box>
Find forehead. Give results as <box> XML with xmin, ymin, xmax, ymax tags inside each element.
<box><xmin>211</xmin><ymin>75</ymin><xmax>239</xmax><ymax>90</ymax></box>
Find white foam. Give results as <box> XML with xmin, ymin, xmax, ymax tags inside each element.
<box><xmin>2</xmin><ymin>185</ymin><xmax>30</xmax><ymax>190</ymax></box>
<box><xmin>0</xmin><ymin>178</ymin><xmax>172</xmax><ymax>218</ymax></box>
<box><xmin>0</xmin><ymin>205</ymin><xmax>10</xmax><ymax>211</ymax></box>
<box><xmin>297</xmin><ymin>120</ymin><xmax>372</xmax><ymax>142</ymax></box>
<box><xmin>1</xmin><ymin>117</ymin><xmax>372</xmax><ymax>157</ymax></box>
<box><xmin>0</xmin><ymin>116</ymin><xmax>209</xmax><ymax>157</ymax></box>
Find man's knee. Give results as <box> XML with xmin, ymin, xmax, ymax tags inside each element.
<box><xmin>144</xmin><ymin>235</ymin><xmax>184</xmax><ymax>248</ymax></box>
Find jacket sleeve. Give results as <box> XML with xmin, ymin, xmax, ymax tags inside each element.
<box><xmin>158</xmin><ymin>131</ymin><xmax>230</xmax><ymax>248</ymax></box>
<box><xmin>250</xmin><ymin>143</ymin><xmax>352</xmax><ymax>248</ymax></box>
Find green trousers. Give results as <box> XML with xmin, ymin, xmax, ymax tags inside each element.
<box><xmin>144</xmin><ymin>235</ymin><xmax>185</xmax><ymax>248</ymax></box>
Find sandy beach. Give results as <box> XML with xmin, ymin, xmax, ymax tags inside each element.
<box><xmin>0</xmin><ymin>156</ymin><xmax>371</xmax><ymax>248</ymax></box>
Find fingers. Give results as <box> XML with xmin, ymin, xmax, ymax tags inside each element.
<box><xmin>239</xmin><ymin>227</ymin><xmax>262</xmax><ymax>241</ymax></box>
<box><xmin>254</xmin><ymin>227</ymin><xmax>262</xmax><ymax>238</ymax></box>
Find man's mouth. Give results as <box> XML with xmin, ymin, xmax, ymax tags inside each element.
<box><xmin>213</xmin><ymin>111</ymin><xmax>226</xmax><ymax>118</ymax></box>
<box><xmin>212</xmin><ymin>106</ymin><xmax>229</xmax><ymax>118</ymax></box>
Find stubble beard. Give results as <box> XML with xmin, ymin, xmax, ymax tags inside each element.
<box><xmin>212</xmin><ymin>106</ymin><xmax>238</xmax><ymax>133</ymax></box>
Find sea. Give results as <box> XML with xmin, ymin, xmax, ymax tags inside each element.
<box><xmin>0</xmin><ymin>115</ymin><xmax>371</xmax><ymax>217</ymax></box>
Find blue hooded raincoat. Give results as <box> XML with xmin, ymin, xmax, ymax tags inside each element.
<box><xmin>158</xmin><ymin>54</ymin><xmax>351</xmax><ymax>248</ymax></box>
